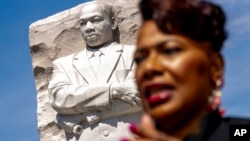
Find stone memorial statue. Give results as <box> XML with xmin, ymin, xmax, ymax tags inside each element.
<box><xmin>29</xmin><ymin>0</ymin><xmax>142</xmax><ymax>140</ymax></box>
<box><xmin>40</xmin><ymin>1</ymin><xmax>142</xmax><ymax>141</ymax></box>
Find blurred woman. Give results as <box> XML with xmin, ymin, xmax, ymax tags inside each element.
<box><xmin>121</xmin><ymin>0</ymin><xmax>250</xmax><ymax>140</ymax></box>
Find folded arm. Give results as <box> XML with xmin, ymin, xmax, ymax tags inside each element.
<box><xmin>48</xmin><ymin>60</ymin><xmax>111</xmax><ymax>114</ymax></box>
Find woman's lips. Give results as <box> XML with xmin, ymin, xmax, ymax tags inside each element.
<box><xmin>144</xmin><ymin>84</ymin><xmax>174</xmax><ymax>107</ymax></box>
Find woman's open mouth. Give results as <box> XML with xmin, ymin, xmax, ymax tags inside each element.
<box><xmin>144</xmin><ymin>83</ymin><xmax>175</xmax><ymax>108</ymax></box>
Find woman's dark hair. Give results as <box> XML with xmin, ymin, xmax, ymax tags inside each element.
<box><xmin>139</xmin><ymin>0</ymin><xmax>227</xmax><ymax>52</ymax></box>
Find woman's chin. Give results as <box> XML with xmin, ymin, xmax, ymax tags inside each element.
<box><xmin>148</xmin><ymin>102</ymin><xmax>180</xmax><ymax>120</ymax></box>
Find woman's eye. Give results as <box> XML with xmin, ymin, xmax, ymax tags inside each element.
<box><xmin>162</xmin><ymin>47</ymin><xmax>181</xmax><ymax>55</ymax></box>
<box><xmin>134</xmin><ymin>55</ymin><xmax>146</xmax><ymax>65</ymax></box>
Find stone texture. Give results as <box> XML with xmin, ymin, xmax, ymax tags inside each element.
<box><xmin>29</xmin><ymin>0</ymin><xmax>141</xmax><ymax>140</ymax></box>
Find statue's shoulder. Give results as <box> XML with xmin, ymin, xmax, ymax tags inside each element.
<box><xmin>121</xmin><ymin>44</ymin><xmax>136</xmax><ymax>54</ymax></box>
<box><xmin>118</xmin><ymin>44</ymin><xmax>136</xmax><ymax>61</ymax></box>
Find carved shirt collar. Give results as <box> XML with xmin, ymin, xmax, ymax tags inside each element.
<box><xmin>86</xmin><ymin>42</ymin><xmax>116</xmax><ymax>59</ymax></box>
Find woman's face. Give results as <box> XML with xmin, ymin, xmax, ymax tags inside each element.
<box><xmin>135</xmin><ymin>20</ymin><xmax>222</xmax><ymax>123</ymax></box>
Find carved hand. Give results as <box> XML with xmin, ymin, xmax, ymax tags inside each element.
<box><xmin>111</xmin><ymin>83</ymin><xmax>141</xmax><ymax>106</ymax></box>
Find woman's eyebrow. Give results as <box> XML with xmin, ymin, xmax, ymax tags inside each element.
<box><xmin>135</xmin><ymin>47</ymin><xmax>148</xmax><ymax>54</ymax></box>
<box><xmin>137</xmin><ymin>38</ymin><xmax>184</xmax><ymax>52</ymax></box>
<box><xmin>156</xmin><ymin>39</ymin><xmax>185</xmax><ymax>49</ymax></box>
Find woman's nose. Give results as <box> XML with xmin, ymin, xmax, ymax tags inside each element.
<box><xmin>142</xmin><ymin>53</ymin><xmax>164</xmax><ymax>80</ymax></box>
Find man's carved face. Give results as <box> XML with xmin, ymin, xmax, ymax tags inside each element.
<box><xmin>79</xmin><ymin>3</ymin><xmax>114</xmax><ymax>47</ymax></box>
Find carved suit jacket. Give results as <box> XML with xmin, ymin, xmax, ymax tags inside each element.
<box><xmin>48</xmin><ymin>42</ymin><xmax>142</xmax><ymax>141</ymax></box>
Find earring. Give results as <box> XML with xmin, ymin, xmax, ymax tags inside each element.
<box><xmin>207</xmin><ymin>79</ymin><xmax>223</xmax><ymax>112</ymax></box>
<box><xmin>216</xmin><ymin>79</ymin><xmax>223</xmax><ymax>88</ymax></box>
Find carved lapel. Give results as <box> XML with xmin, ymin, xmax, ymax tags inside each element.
<box><xmin>97</xmin><ymin>44</ymin><xmax>123</xmax><ymax>83</ymax></box>
<box><xmin>72</xmin><ymin>50</ymin><xmax>96</xmax><ymax>84</ymax></box>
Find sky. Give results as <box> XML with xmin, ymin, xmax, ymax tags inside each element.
<box><xmin>0</xmin><ymin>0</ymin><xmax>250</xmax><ymax>141</ymax></box>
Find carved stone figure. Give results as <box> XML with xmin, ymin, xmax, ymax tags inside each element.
<box><xmin>48</xmin><ymin>1</ymin><xmax>142</xmax><ymax>141</ymax></box>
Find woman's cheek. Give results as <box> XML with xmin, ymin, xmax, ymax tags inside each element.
<box><xmin>168</xmin><ymin>55</ymin><xmax>210</xmax><ymax>87</ymax></box>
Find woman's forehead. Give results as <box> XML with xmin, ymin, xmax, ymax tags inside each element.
<box><xmin>138</xmin><ymin>21</ymin><xmax>166</xmax><ymax>45</ymax></box>
<box><xmin>138</xmin><ymin>21</ymin><xmax>183</xmax><ymax>48</ymax></box>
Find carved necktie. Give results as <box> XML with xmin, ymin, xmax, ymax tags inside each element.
<box><xmin>90</xmin><ymin>50</ymin><xmax>102</xmax><ymax>76</ymax></box>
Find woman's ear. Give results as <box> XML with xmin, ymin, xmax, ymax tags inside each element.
<box><xmin>111</xmin><ymin>17</ymin><xmax>118</xmax><ymax>30</ymax></box>
<box><xmin>211</xmin><ymin>53</ymin><xmax>224</xmax><ymax>88</ymax></box>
